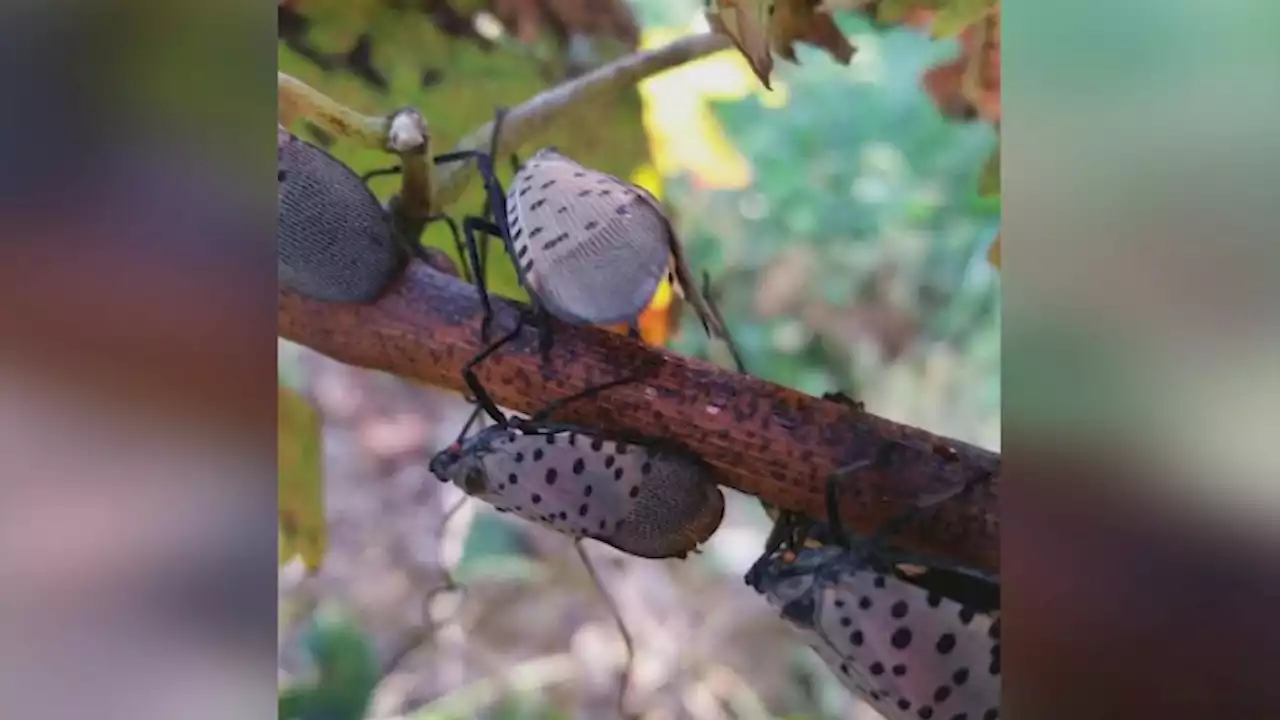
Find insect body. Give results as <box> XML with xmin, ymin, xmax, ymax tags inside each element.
<box><xmin>428</xmin><ymin>322</ymin><xmax>726</xmax><ymax>559</ymax></box>
<box><xmin>277</xmin><ymin>126</ymin><xmax>408</xmax><ymax>303</ymax></box>
<box><xmin>747</xmin><ymin>470</ymin><xmax>1001</xmax><ymax>720</ymax></box>
<box><xmin>503</xmin><ymin>148</ymin><xmax>678</xmax><ymax>327</ymax></box>
<box><xmin>433</xmin><ymin>109</ymin><xmax>741</xmax><ymax>367</ymax></box>
<box><xmin>278</xmin><ymin>124</ymin><xmax>471</xmax><ymax>301</ymax></box>
<box><xmin>746</xmin><ymin>543</ymin><xmax>1001</xmax><ymax>720</ymax></box>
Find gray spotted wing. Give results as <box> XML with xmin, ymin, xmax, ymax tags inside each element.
<box><xmin>471</xmin><ymin>428</ymin><xmax>724</xmax><ymax>559</ymax></box>
<box><xmin>751</xmin><ymin>546</ymin><xmax>1001</xmax><ymax>720</ymax></box>
<box><xmin>808</xmin><ymin>565</ymin><xmax>1001</xmax><ymax>720</ymax></box>
<box><xmin>506</xmin><ymin>151</ymin><xmax>669</xmax><ymax>326</ymax></box>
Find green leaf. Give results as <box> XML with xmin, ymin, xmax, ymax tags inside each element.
<box><xmin>931</xmin><ymin>0</ymin><xmax>997</xmax><ymax>39</ymax></box>
<box><xmin>281</xmin><ymin>611</ymin><xmax>382</xmax><ymax>720</ymax></box>
<box><xmin>278</xmin><ymin>687</ymin><xmax>311</xmax><ymax>720</ymax></box>
<box><xmin>979</xmin><ymin>144</ymin><xmax>1000</xmax><ymax>196</ymax></box>
<box><xmin>279</xmin><ymin>384</ymin><xmax>327</xmax><ymax>573</ymax></box>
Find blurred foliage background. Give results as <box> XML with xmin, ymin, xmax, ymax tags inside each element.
<box><xmin>278</xmin><ymin>0</ymin><xmax>1000</xmax><ymax>717</ymax></box>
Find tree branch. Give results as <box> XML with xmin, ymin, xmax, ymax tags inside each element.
<box><xmin>278</xmin><ymin>263</ymin><xmax>1000</xmax><ymax>574</ymax></box>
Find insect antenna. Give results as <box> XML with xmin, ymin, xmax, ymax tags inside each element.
<box><xmin>527</xmin><ymin>367</ymin><xmax>651</xmax><ymax>424</ymax></box>
<box><xmin>699</xmin><ymin>270</ymin><xmax>747</xmax><ymax>373</ymax></box>
<box><xmin>574</xmin><ymin>540</ymin><xmax>638</xmax><ymax>720</ymax></box>
<box><xmin>459</xmin><ymin>318</ymin><xmax>525</xmax><ymax>426</ymax></box>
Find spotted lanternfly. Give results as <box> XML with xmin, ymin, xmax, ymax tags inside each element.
<box><xmin>746</xmin><ymin>471</ymin><xmax>1000</xmax><ymax>720</ymax></box>
<box><xmin>747</xmin><ymin>543</ymin><xmax>1001</xmax><ymax>720</ymax></box>
<box><xmin>428</xmin><ymin>321</ymin><xmax>726</xmax><ymax>559</ymax></box>
<box><xmin>432</xmin><ymin>108</ymin><xmax>743</xmax><ymax>368</ymax></box>
<box><xmin>277</xmin><ymin>126</ymin><xmax>468</xmax><ymax>301</ymax></box>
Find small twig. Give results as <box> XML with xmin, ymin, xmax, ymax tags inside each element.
<box><xmin>429</xmin><ymin>32</ymin><xmax>731</xmax><ymax>210</ymax></box>
<box><xmin>700</xmin><ymin>664</ymin><xmax>773</xmax><ymax>720</ymax></box>
<box><xmin>379</xmin><ymin>495</ymin><xmax>472</xmax><ymax>679</ymax></box>
<box><xmin>410</xmin><ymin>652</ymin><xmax>580</xmax><ymax>718</ymax></box>
<box><xmin>277</xmin><ymin>72</ymin><xmax>388</xmax><ymax>148</ymax></box>
<box><xmin>576</xmin><ymin>541</ymin><xmax>638</xmax><ymax>720</ymax></box>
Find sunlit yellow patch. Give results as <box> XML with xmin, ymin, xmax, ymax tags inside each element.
<box><xmin>605</xmin><ymin>273</ymin><xmax>677</xmax><ymax>347</ymax></box>
<box><xmin>278</xmin><ymin>384</ymin><xmax>327</xmax><ymax>573</ymax></box>
<box><xmin>635</xmin><ymin>25</ymin><xmax>779</xmax><ymax>190</ymax></box>
<box><xmin>629</xmin><ymin>162</ymin><xmax>665</xmax><ymax>202</ymax></box>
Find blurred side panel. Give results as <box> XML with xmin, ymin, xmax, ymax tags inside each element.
<box><xmin>0</xmin><ymin>2</ymin><xmax>278</xmax><ymax>720</ymax></box>
<box><xmin>1006</xmin><ymin>1</ymin><xmax>1280</xmax><ymax>718</ymax></box>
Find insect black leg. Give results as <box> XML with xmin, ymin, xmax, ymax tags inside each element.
<box><xmin>821</xmin><ymin>390</ymin><xmax>864</xmax><ymax>411</ymax></box>
<box><xmin>627</xmin><ymin>323</ymin><xmax>641</xmax><ymax>340</ymax></box>
<box><xmin>461</xmin><ymin>319</ymin><xmax>526</xmax><ymax>426</ymax></box>
<box><xmin>476</xmin><ymin>107</ymin><xmax>513</xmax><ymax>290</ymax></box>
<box><xmin>433</xmin><ymin>149</ymin><xmax>507</xmax><ymax>226</ymax></box>
<box><xmin>434</xmin><ymin>147</ymin><xmax>513</xmax><ymax>339</ymax></box>
<box><xmin>824</xmin><ymin>458</ymin><xmax>874</xmax><ymax>549</ymax></box>
<box><xmin>360</xmin><ymin>165</ymin><xmax>403</xmax><ymax>184</ymax></box>
<box><xmin>763</xmin><ymin>510</ymin><xmax>802</xmax><ymax>556</ymax></box>
<box><xmin>417</xmin><ymin>213</ymin><xmax>469</xmax><ymax>282</ymax></box>
<box><xmin>459</xmin><ymin>217</ymin><xmax>505</xmax><ymax>342</ymax></box>
<box><xmin>871</xmin><ymin>468</ymin><xmax>996</xmax><ymax>552</ymax></box>
<box><xmin>534</xmin><ymin>303</ymin><xmax>555</xmax><ymax>366</ymax></box>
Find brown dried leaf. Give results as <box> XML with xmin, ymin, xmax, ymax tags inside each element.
<box><xmin>489</xmin><ymin>0</ymin><xmax>640</xmax><ymax>49</ymax></box>
<box><xmin>920</xmin><ymin>5</ymin><xmax>1000</xmax><ymax>122</ymax></box>
<box><xmin>771</xmin><ymin>0</ymin><xmax>855</xmax><ymax>66</ymax></box>
<box><xmin>491</xmin><ymin>0</ymin><xmax>547</xmax><ymax>44</ymax></box>
<box><xmin>709</xmin><ymin>0</ymin><xmax>855</xmax><ymax>89</ymax></box>
<box><xmin>707</xmin><ymin>0</ymin><xmax>775</xmax><ymax>90</ymax></box>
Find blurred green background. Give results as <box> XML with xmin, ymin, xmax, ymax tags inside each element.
<box><xmin>278</xmin><ymin>1</ymin><xmax>999</xmax><ymax>718</ymax></box>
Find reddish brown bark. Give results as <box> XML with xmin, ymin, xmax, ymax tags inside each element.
<box><xmin>278</xmin><ymin>261</ymin><xmax>1000</xmax><ymax>573</ymax></box>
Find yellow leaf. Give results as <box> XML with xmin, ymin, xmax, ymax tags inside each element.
<box><xmin>636</xmin><ymin>28</ymin><xmax>755</xmax><ymax>189</ymax></box>
<box><xmin>629</xmin><ymin>162</ymin><xmax>664</xmax><ymax>202</ymax></box>
<box><xmin>979</xmin><ymin>144</ymin><xmax>999</xmax><ymax>196</ymax></box>
<box><xmin>931</xmin><ymin>0</ymin><xmax>997</xmax><ymax>39</ymax></box>
<box><xmin>278</xmin><ymin>384</ymin><xmax>327</xmax><ymax>573</ymax></box>
<box><xmin>707</xmin><ymin>0</ymin><xmax>775</xmax><ymax>89</ymax></box>
<box><xmin>875</xmin><ymin>0</ymin><xmax>924</xmax><ymax>24</ymax></box>
<box><xmin>987</xmin><ymin>232</ymin><xmax>1001</xmax><ymax>269</ymax></box>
